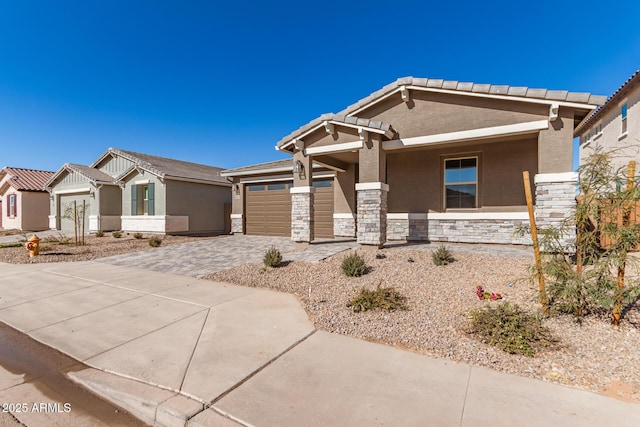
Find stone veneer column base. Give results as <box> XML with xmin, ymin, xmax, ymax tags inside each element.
<box><xmin>356</xmin><ymin>182</ymin><xmax>388</xmax><ymax>247</ymax></box>
<box><xmin>291</xmin><ymin>187</ymin><xmax>315</xmax><ymax>242</ymax></box>
<box><xmin>230</xmin><ymin>214</ymin><xmax>243</xmax><ymax>234</ymax></box>
<box><xmin>333</xmin><ymin>214</ymin><xmax>356</xmax><ymax>237</ymax></box>
<box><xmin>535</xmin><ymin>172</ymin><xmax>578</xmax><ymax>250</ymax></box>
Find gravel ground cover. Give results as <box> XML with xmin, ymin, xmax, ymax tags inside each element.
<box><xmin>0</xmin><ymin>233</ymin><xmax>209</xmax><ymax>264</ymax></box>
<box><xmin>206</xmin><ymin>248</ymin><xmax>640</xmax><ymax>403</ymax></box>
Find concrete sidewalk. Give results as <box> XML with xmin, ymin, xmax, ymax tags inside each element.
<box><xmin>0</xmin><ymin>261</ymin><xmax>638</xmax><ymax>426</ymax></box>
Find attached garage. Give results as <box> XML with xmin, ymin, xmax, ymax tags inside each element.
<box><xmin>58</xmin><ymin>192</ymin><xmax>91</xmax><ymax>232</ymax></box>
<box><xmin>245</xmin><ymin>179</ymin><xmax>334</xmax><ymax>238</ymax></box>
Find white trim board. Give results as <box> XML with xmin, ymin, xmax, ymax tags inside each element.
<box><xmin>383</xmin><ymin>120</ymin><xmax>549</xmax><ymax>151</ymax></box>
<box><xmin>304</xmin><ymin>141</ymin><xmax>363</xmax><ymax>156</ymax></box>
<box><xmin>534</xmin><ymin>172</ymin><xmax>578</xmax><ymax>184</ymax></box>
<box><xmin>387</xmin><ymin>212</ymin><xmax>529</xmax><ymax>220</ymax></box>
<box><xmin>53</xmin><ymin>187</ymin><xmax>91</xmax><ymax>195</ymax></box>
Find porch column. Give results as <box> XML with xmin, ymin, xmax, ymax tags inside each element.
<box><xmin>534</xmin><ymin>172</ymin><xmax>578</xmax><ymax>250</ymax></box>
<box><xmin>357</xmin><ymin>134</ymin><xmax>387</xmax><ymax>248</ymax></box>
<box><xmin>291</xmin><ymin>150</ymin><xmax>314</xmax><ymax>246</ymax></box>
<box><xmin>230</xmin><ymin>179</ymin><xmax>244</xmax><ymax>234</ymax></box>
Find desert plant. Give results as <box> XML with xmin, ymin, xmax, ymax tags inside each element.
<box><xmin>263</xmin><ymin>245</ymin><xmax>282</xmax><ymax>267</ymax></box>
<box><xmin>432</xmin><ymin>245</ymin><xmax>454</xmax><ymax>266</ymax></box>
<box><xmin>347</xmin><ymin>283</ymin><xmax>408</xmax><ymax>313</ymax></box>
<box><xmin>148</xmin><ymin>236</ymin><xmax>162</xmax><ymax>247</ymax></box>
<box><xmin>133</xmin><ymin>232</ymin><xmax>143</xmax><ymax>240</ymax></box>
<box><xmin>341</xmin><ymin>251</ymin><xmax>368</xmax><ymax>277</ymax></box>
<box><xmin>466</xmin><ymin>302</ymin><xmax>557</xmax><ymax>357</ymax></box>
<box><xmin>111</xmin><ymin>230</ymin><xmax>122</xmax><ymax>238</ymax></box>
<box><xmin>95</xmin><ymin>230</ymin><xmax>104</xmax><ymax>238</ymax></box>
<box><xmin>61</xmin><ymin>200</ymin><xmax>88</xmax><ymax>245</ymax></box>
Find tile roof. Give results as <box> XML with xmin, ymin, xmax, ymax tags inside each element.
<box><xmin>221</xmin><ymin>158</ymin><xmax>326</xmax><ymax>176</ymax></box>
<box><xmin>109</xmin><ymin>148</ymin><xmax>230</xmax><ymax>185</ymax></box>
<box><xmin>575</xmin><ymin>69</ymin><xmax>640</xmax><ymax>135</ymax></box>
<box><xmin>65</xmin><ymin>163</ymin><xmax>117</xmax><ymax>183</ymax></box>
<box><xmin>0</xmin><ymin>167</ymin><xmax>54</xmax><ymax>192</ymax></box>
<box><xmin>277</xmin><ymin>76</ymin><xmax>608</xmax><ymax>149</ymax></box>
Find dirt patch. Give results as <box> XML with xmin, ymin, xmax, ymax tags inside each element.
<box><xmin>207</xmin><ymin>248</ymin><xmax>640</xmax><ymax>403</ymax></box>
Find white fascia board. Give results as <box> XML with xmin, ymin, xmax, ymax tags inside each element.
<box><xmin>304</xmin><ymin>141</ymin><xmax>363</xmax><ymax>156</ymax></box>
<box><xmin>534</xmin><ymin>172</ymin><xmax>579</xmax><ymax>184</ymax></box>
<box><xmin>383</xmin><ymin>120</ymin><xmax>549</xmax><ymax>151</ymax></box>
<box><xmin>428</xmin><ymin>212</ymin><xmax>530</xmax><ymax>220</ymax></box>
<box><xmin>280</xmin><ymin>121</ymin><xmax>391</xmax><ymax>152</ymax></box>
<box><xmin>290</xmin><ymin>186</ymin><xmax>316</xmax><ymax>194</ymax></box>
<box><xmin>134</xmin><ymin>179</ymin><xmax>150</xmax><ymax>185</ymax></box>
<box><xmin>230</xmin><ymin>214</ymin><xmax>243</xmax><ymax>219</ymax></box>
<box><xmin>53</xmin><ymin>187</ymin><xmax>91</xmax><ymax>195</ymax></box>
<box><xmin>355</xmin><ymin>182</ymin><xmax>389</xmax><ymax>191</ymax></box>
<box><xmin>221</xmin><ymin>166</ymin><xmax>294</xmax><ymax>177</ymax></box>
<box><xmin>333</xmin><ymin>213</ymin><xmax>356</xmax><ymax>219</ymax></box>
<box><xmin>239</xmin><ymin>172</ymin><xmax>335</xmax><ymax>184</ymax></box>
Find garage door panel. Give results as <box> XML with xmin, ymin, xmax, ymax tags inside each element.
<box><xmin>58</xmin><ymin>193</ymin><xmax>91</xmax><ymax>232</ymax></box>
<box><xmin>246</xmin><ymin>180</ymin><xmax>334</xmax><ymax>238</ymax></box>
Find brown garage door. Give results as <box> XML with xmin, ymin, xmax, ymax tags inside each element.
<box><xmin>245</xmin><ymin>180</ymin><xmax>334</xmax><ymax>238</ymax></box>
<box><xmin>246</xmin><ymin>182</ymin><xmax>291</xmax><ymax>236</ymax></box>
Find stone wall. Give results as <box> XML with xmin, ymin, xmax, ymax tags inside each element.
<box><xmin>291</xmin><ymin>190</ymin><xmax>314</xmax><ymax>242</ymax></box>
<box><xmin>386</xmin><ymin>215</ymin><xmax>531</xmax><ymax>245</ymax></box>
<box><xmin>230</xmin><ymin>214</ymin><xmax>243</xmax><ymax>234</ymax></box>
<box><xmin>534</xmin><ymin>172</ymin><xmax>578</xmax><ymax>249</ymax></box>
<box><xmin>334</xmin><ymin>215</ymin><xmax>356</xmax><ymax>237</ymax></box>
<box><xmin>356</xmin><ymin>183</ymin><xmax>388</xmax><ymax>246</ymax></box>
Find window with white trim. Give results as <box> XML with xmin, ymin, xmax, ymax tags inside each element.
<box><xmin>8</xmin><ymin>194</ymin><xmax>16</xmax><ymax>217</ymax></box>
<box><xmin>444</xmin><ymin>157</ymin><xmax>477</xmax><ymax>209</ymax></box>
<box><xmin>621</xmin><ymin>103</ymin><xmax>628</xmax><ymax>134</ymax></box>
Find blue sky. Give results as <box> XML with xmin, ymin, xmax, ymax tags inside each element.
<box><xmin>1</xmin><ymin>1</ymin><xmax>639</xmax><ymax>172</ymax></box>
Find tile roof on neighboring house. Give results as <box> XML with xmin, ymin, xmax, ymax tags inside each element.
<box><xmin>277</xmin><ymin>76</ymin><xmax>608</xmax><ymax>149</ymax></box>
<box><xmin>45</xmin><ymin>163</ymin><xmax>117</xmax><ymax>189</ymax></box>
<box><xmin>0</xmin><ymin>167</ymin><xmax>54</xmax><ymax>192</ymax></box>
<box><xmin>575</xmin><ymin>69</ymin><xmax>640</xmax><ymax>135</ymax></box>
<box><xmin>108</xmin><ymin>148</ymin><xmax>230</xmax><ymax>185</ymax></box>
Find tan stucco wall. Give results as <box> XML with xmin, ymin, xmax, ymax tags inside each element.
<box><xmin>165</xmin><ymin>180</ymin><xmax>231</xmax><ymax>233</ymax></box>
<box><xmin>579</xmin><ymin>84</ymin><xmax>640</xmax><ymax>172</ymax></box>
<box><xmin>334</xmin><ymin>164</ymin><xmax>356</xmax><ymax>213</ymax></box>
<box><xmin>358</xmin><ymin>135</ymin><xmax>386</xmax><ymax>183</ymax></box>
<box><xmin>20</xmin><ymin>191</ymin><xmax>50</xmax><ymax>231</ymax></box>
<box><xmin>386</xmin><ymin>137</ymin><xmax>538</xmax><ymax>212</ymax></box>
<box><xmin>538</xmin><ymin>109</ymin><xmax>574</xmax><ymax>173</ymax></box>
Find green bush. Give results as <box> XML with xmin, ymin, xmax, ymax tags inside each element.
<box><xmin>133</xmin><ymin>232</ymin><xmax>143</xmax><ymax>240</ymax></box>
<box><xmin>111</xmin><ymin>231</ymin><xmax>122</xmax><ymax>238</ymax></box>
<box><xmin>466</xmin><ymin>302</ymin><xmax>557</xmax><ymax>357</ymax></box>
<box><xmin>348</xmin><ymin>284</ymin><xmax>408</xmax><ymax>313</ymax></box>
<box><xmin>95</xmin><ymin>230</ymin><xmax>104</xmax><ymax>238</ymax></box>
<box><xmin>432</xmin><ymin>245</ymin><xmax>454</xmax><ymax>266</ymax></box>
<box><xmin>341</xmin><ymin>252</ymin><xmax>368</xmax><ymax>277</ymax></box>
<box><xmin>148</xmin><ymin>236</ymin><xmax>162</xmax><ymax>247</ymax></box>
<box><xmin>263</xmin><ymin>245</ymin><xmax>282</xmax><ymax>267</ymax></box>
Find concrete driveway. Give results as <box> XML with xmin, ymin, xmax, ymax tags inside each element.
<box><xmin>97</xmin><ymin>234</ymin><xmax>359</xmax><ymax>277</ymax></box>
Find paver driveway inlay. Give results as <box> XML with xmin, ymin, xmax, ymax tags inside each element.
<box><xmin>97</xmin><ymin>235</ymin><xmax>358</xmax><ymax>277</ymax></box>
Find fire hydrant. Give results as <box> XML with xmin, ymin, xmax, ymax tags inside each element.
<box><xmin>25</xmin><ymin>235</ymin><xmax>40</xmax><ymax>257</ymax></box>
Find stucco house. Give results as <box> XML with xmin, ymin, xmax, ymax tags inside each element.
<box><xmin>46</xmin><ymin>148</ymin><xmax>232</xmax><ymax>235</ymax></box>
<box><xmin>223</xmin><ymin>76</ymin><xmax>606</xmax><ymax>247</ymax></box>
<box><xmin>577</xmin><ymin>69</ymin><xmax>640</xmax><ymax>171</ymax></box>
<box><xmin>0</xmin><ymin>167</ymin><xmax>54</xmax><ymax>231</ymax></box>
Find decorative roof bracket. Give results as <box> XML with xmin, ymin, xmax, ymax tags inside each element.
<box><xmin>400</xmin><ymin>85</ymin><xmax>410</xmax><ymax>104</ymax></box>
<box><xmin>293</xmin><ymin>139</ymin><xmax>305</xmax><ymax>150</ymax></box>
<box><xmin>323</xmin><ymin>121</ymin><xmax>335</xmax><ymax>135</ymax></box>
<box><xmin>358</xmin><ymin>127</ymin><xmax>368</xmax><ymax>142</ymax></box>
<box><xmin>549</xmin><ymin>103</ymin><xmax>559</xmax><ymax>122</ymax></box>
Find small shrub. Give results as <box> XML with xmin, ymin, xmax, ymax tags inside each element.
<box><xmin>263</xmin><ymin>245</ymin><xmax>282</xmax><ymax>267</ymax></box>
<box><xmin>341</xmin><ymin>252</ymin><xmax>368</xmax><ymax>277</ymax></box>
<box><xmin>0</xmin><ymin>243</ymin><xmax>23</xmax><ymax>249</ymax></box>
<box><xmin>133</xmin><ymin>232</ymin><xmax>143</xmax><ymax>240</ymax></box>
<box><xmin>148</xmin><ymin>236</ymin><xmax>163</xmax><ymax>247</ymax></box>
<box><xmin>466</xmin><ymin>302</ymin><xmax>557</xmax><ymax>357</ymax></box>
<box><xmin>348</xmin><ymin>284</ymin><xmax>408</xmax><ymax>313</ymax></box>
<box><xmin>112</xmin><ymin>231</ymin><xmax>122</xmax><ymax>238</ymax></box>
<box><xmin>375</xmin><ymin>253</ymin><xmax>386</xmax><ymax>259</ymax></box>
<box><xmin>432</xmin><ymin>245</ymin><xmax>454</xmax><ymax>266</ymax></box>
<box><xmin>95</xmin><ymin>230</ymin><xmax>104</xmax><ymax>238</ymax></box>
